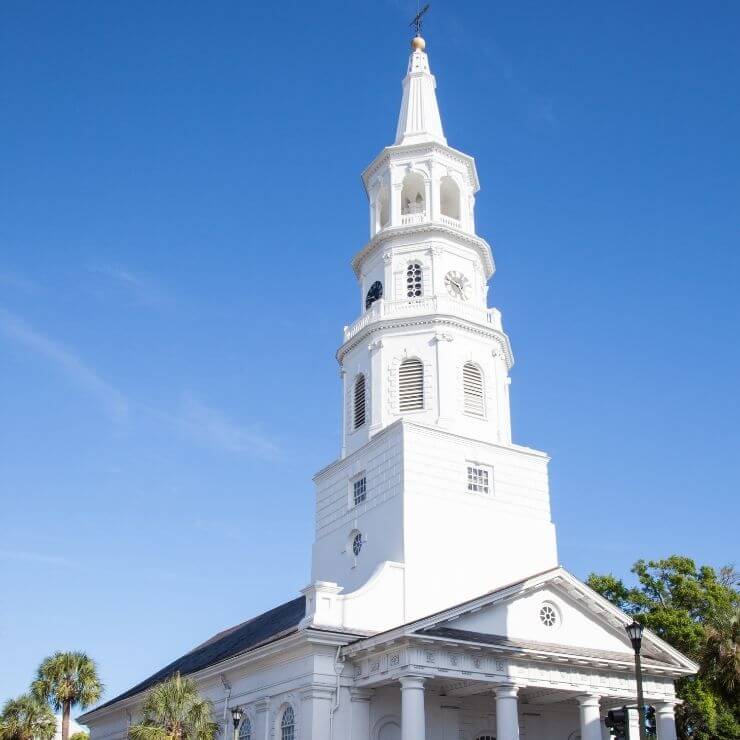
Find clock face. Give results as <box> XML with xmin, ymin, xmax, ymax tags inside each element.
<box><xmin>445</xmin><ymin>271</ymin><xmax>470</xmax><ymax>300</ymax></box>
<box><xmin>365</xmin><ymin>280</ymin><xmax>383</xmax><ymax>309</ymax></box>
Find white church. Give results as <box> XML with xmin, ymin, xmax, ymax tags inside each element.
<box><xmin>80</xmin><ymin>31</ymin><xmax>696</xmax><ymax>740</ymax></box>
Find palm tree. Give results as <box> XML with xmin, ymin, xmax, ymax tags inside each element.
<box><xmin>128</xmin><ymin>674</ymin><xmax>218</xmax><ymax>740</ymax></box>
<box><xmin>32</xmin><ymin>652</ymin><xmax>102</xmax><ymax>740</ymax></box>
<box><xmin>702</xmin><ymin>606</ymin><xmax>740</xmax><ymax>702</ymax></box>
<box><xmin>0</xmin><ymin>694</ymin><xmax>56</xmax><ymax>740</ymax></box>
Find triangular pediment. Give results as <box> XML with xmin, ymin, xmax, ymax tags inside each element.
<box><xmin>401</xmin><ymin>568</ymin><xmax>697</xmax><ymax>673</ymax></box>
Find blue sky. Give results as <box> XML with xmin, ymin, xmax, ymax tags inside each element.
<box><xmin>1</xmin><ymin>0</ymin><xmax>738</xmax><ymax>709</ymax></box>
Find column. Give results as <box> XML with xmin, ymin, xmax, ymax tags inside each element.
<box><xmin>252</xmin><ymin>699</ymin><xmax>269</xmax><ymax>740</ymax></box>
<box><xmin>349</xmin><ymin>688</ymin><xmax>372</xmax><ymax>740</ymax></box>
<box><xmin>400</xmin><ymin>675</ymin><xmax>426</xmax><ymax>740</ymax></box>
<box><xmin>300</xmin><ymin>686</ymin><xmax>334</xmax><ymax>739</ymax></box>
<box><xmin>576</xmin><ymin>695</ymin><xmax>602</xmax><ymax>740</ymax></box>
<box><xmin>655</xmin><ymin>701</ymin><xmax>679</xmax><ymax>740</ymax></box>
<box><xmin>495</xmin><ymin>684</ymin><xmax>520</xmax><ymax>740</ymax></box>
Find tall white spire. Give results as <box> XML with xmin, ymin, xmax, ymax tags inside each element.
<box><xmin>394</xmin><ymin>37</ymin><xmax>446</xmax><ymax>147</ymax></box>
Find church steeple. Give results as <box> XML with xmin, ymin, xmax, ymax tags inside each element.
<box><xmin>394</xmin><ymin>36</ymin><xmax>446</xmax><ymax>147</ymax></box>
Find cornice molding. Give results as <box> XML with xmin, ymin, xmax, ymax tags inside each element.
<box><xmin>337</xmin><ymin>315</ymin><xmax>513</xmax><ymax>369</ymax></box>
<box><xmin>362</xmin><ymin>142</ymin><xmax>480</xmax><ymax>192</ymax></box>
<box><xmin>352</xmin><ymin>224</ymin><xmax>495</xmax><ymax>280</ymax></box>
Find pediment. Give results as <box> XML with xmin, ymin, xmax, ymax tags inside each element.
<box><xmin>405</xmin><ymin>569</ymin><xmax>697</xmax><ymax>672</ymax></box>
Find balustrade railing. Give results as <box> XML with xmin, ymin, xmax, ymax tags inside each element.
<box><xmin>343</xmin><ymin>298</ymin><xmax>502</xmax><ymax>342</ymax></box>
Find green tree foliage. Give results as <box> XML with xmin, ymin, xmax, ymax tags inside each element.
<box><xmin>587</xmin><ymin>556</ymin><xmax>740</xmax><ymax>739</ymax></box>
<box><xmin>32</xmin><ymin>652</ymin><xmax>102</xmax><ymax>740</ymax></box>
<box><xmin>0</xmin><ymin>694</ymin><xmax>56</xmax><ymax>740</ymax></box>
<box><xmin>69</xmin><ymin>732</ymin><xmax>90</xmax><ymax>740</ymax></box>
<box><xmin>128</xmin><ymin>674</ymin><xmax>218</xmax><ymax>740</ymax></box>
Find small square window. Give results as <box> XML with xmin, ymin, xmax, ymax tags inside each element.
<box><xmin>353</xmin><ymin>476</ymin><xmax>367</xmax><ymax>506</ymax></box>
<box><xmin>467</xmin><ymin>465</ymin><xmax>491</xmax><ymax>495</ymax></box>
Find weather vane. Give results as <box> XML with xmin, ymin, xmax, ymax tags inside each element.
<box><xmin>410</xmin><ymin>3</ymin><xmax>430</xmax><ymax>37</ymax></box>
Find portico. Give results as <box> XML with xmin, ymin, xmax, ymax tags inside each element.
<box><xmin>335</xmin><ymin>568</ymin><xmax>693</xmax><ymax>740</ymax></box>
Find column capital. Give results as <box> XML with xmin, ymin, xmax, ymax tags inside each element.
<box><xmin>399</xmin><ymin>674</ymin><xmax>426</xmax><ymax>690</ymax></box>
<box><xmin>493</xmin><ymin>683</ymin><xmax>519</xmax><ymax>699</ymax></box>
<box><xmin>655</xmin><ymin>699</ymin><xmax>682</xmax><ymax>713</ymax></box>
<box><xmin>576</xmin><ymin>694</ymin><xmax>602</xmax><ymax>707</ymax></box>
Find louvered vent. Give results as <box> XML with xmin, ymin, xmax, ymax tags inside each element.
<box><xmin>463</xmin><ymin>362</ymin><xmax>485</xmax><ymax>416</ymax></box>
<box><xmin>398</xmin><ymin>358</ymin><xmax>424</xmax><ymax>411</ymax></box>
<box><xmin>353</xmin><ymin>375</ymin><xmax>366</xmax><ymax>429</ymax></box>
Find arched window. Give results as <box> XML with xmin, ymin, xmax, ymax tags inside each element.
<box><xmin>401</xmin><ymin>172</ymin><xmax>425</xmax><ymax>215</ymax></box>
<box><xmin>440</xmin><ymin>176</ymin><xmax>461</xmax><ymax>221</ymax></box>
<box><xmin>280</xmin><ymin>707</ymin><xmax>295</xmax><ymax>740</ymax></box>
<box><xmin>406</xmin><ymin>263</ymin><xmax>423</xmax><ymax>298</ymax></box>
<box><xmin>353</xmin><ymin>374</ymin><xmax>366</xmax><ymax>429</ymax></box>
<box><xmin>238</xmin><ymin>718</ymin><xmax>252</xmax><ymax>740</ymax></box>
<box><xmin>463</xmin><ymin>363</ymin><xmax>485</xmax><ymax>416</ymax></box>
<box><xmin>398</xmin><ymin>358</ymin><xmax>424</xmax><ymax>411</ymax></box>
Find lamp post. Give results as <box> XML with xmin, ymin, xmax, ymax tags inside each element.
<box><xmin>230</xmin><ymin>706</ymin><xmax>244</xmax><ymax>740</ymax></box>
<box><xmin>625</xmin><ymin>620</ymin><xmax>647</xmax><ymax>740</ymax></box>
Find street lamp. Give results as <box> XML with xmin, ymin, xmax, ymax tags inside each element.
<box><xmin>625</xmin><ymin>620</ymin><xmax>647</xmax><ymax>740</ymax></box>
<box><xmin>230</xmin><ymin>706</ymin><xmax>244</xmax><ymax>740</ymax></box>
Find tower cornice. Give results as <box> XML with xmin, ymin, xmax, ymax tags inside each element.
<box><xmin>351</xmin><ymin>222</ymin><xmax>495</xmax><ymax>280</ymax></box>
<box><xmin>336</xmin><ymin>313</ymin><xmax>514</xmax><ymax>369</ymax></box>
<box><xmin>362</xmin><ymin>142</ymin><xmax>480</xmax><ymax>194</ymax></box>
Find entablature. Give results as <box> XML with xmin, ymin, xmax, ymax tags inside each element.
<box><xmin>352</xmin><ymin>223</ymin><xmax>495</xmax><ymax>280</ymax></box>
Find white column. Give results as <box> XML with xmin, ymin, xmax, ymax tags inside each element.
<box><xmin>400</xmin><ymin>675</ymin><xmax>426</xmax><ymax>740</ymax></box>
<box><xmin>350</xmin><ymin>688</ymin><xmax>372</xmax><ymax>740</ymax></box>
<box><xmin>655</xmin><ymin>701</ymin><xmax>679</xmax><ymax>740</ymax></box>
<box><xmin>576</xmin><ymin>695</ymin><xmax>602</xmax><ymax>740</ymax></box>
<box><xmin>495</xmin><ymin>684</ymin><xmax>520</xmax><ymax>740</ymax></box>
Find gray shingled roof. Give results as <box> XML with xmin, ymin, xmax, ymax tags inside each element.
<box><xmin>94</xmin><ymin>596</ymin><xmax>306</xmax><ymax>711</ymax></box>
<box><xmin>419</xmin><ymin>626</ymin><xmax>674</xmax><ymax>666</ymax></box>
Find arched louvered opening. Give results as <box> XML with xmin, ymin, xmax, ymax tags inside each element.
<box><xmin>353</xmin><ymin>374</ymin><xmax>367</xmax><ymax>429</ymax></box>
<box><xmin>280</xmin><ymin>707</ymin><xmax>295</xmax><ymax>740</ymax></box>
<box><xmin>406</xmin><ymin>262</ymin><xmax>423</xmax><ymax>299</ymax></box>
<box><xmin>463</xmin><ymin>362</ymin><xmax>485</xmax><ymax>416</ymax></box>
<box><xmin>379</xmin><ymin>185</ymin><xmax>390</xmax><ymax>228</ymax></box>
<box><xmin>401</xmin><ymin>172</ymin><xmax>425</xmax><ymax>215</ymax></box>
<box><xmin>440</xmin><ymin>175</ymin><xmax>461</xmax><ymax>221</ymax></box>
<box><xmin>398</xmin><ymin>358</ymin><xmax>424</xmax><ymax>412</ymax></box>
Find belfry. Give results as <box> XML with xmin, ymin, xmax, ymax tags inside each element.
<box><xmin>81</xmin><ymin>30</ymin><xmax>694</xmax><ymax>740</ymax></box>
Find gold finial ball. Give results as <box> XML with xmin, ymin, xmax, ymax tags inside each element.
<box><xmin>411</xmin><ymin>35</ymin><xmax>426</xmax><ymax>51</ymax></box>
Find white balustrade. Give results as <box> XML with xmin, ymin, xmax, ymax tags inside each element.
<box><xmin>343</xmin><ymin>298</ymin><xmax>503</xmax><ymax>342</ymax></box>
<box><xmin>439</xmin><ymin>214</ymin><xmax>461</xmax><ymax>229</ymax></box>
<box><xmin>400</xmin><ymin>212</ymin><xmax>426</xmax><ymax>225</ymax></box>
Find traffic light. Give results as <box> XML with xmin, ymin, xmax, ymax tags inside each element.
<box><xmin>605</xmin><ymin>707</ymin><xmax>629</xmax><ymax>739</ymax></box>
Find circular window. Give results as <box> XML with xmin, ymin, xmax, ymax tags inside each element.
<box><xmin>352</xmin><ymin>532</ymin><xmax>363</xmax><ymax>557</ymax></box>
<box><xmin>539</xmin><ymin>603</ymin><xmax>558</xmax><ymax>628</ymax></box>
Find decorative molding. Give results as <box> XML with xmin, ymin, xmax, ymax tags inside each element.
<box><xmin>351</xmin><ymin>223</ymin><xmax>495</xmax><ymax>280</ymax></box>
